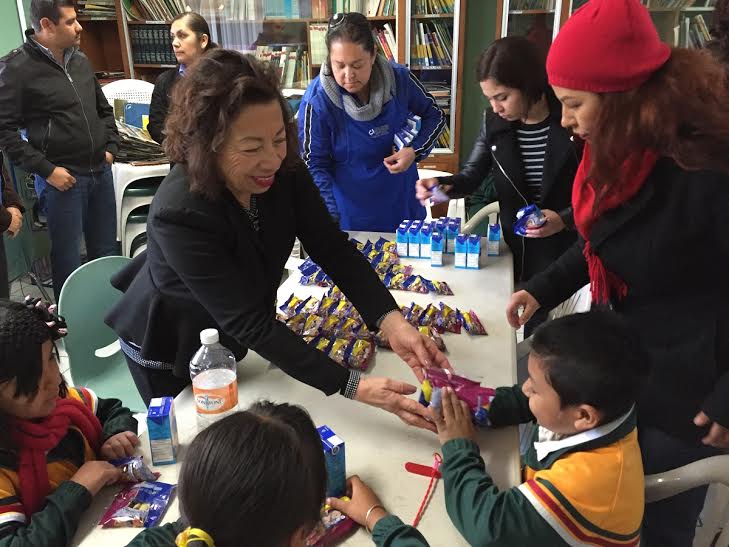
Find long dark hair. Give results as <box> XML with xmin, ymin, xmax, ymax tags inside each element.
<box><xmin>171</xmin><ymin>11</ymin><xmax>218</xmax><ymax>51</ymax></box>
<box><xmin>325</xmin><ymin>12</ymin><xmax>376</xmax><ymax>56</ymax></box>
<box><xmin>588</xmin><ymin>48</ymin><xmax>729</xmax><ymax>197</ymax></box>
<box><xmin>164</xmin><ymin>49</ymin><xmax>300</xmax><ymax>200</ymax></box>
<box><xmin>476</xmin><ymin>36</ymin><xmax>551</xmax><ymax>110</ymax></box>
<box><xmin>178</xmin><ymin>402</ymin><xmax>327</xmax><ymax>547</ymax></box>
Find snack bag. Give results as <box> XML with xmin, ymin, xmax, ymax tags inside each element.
<box><xmin>328</xmin><ymin>299</ymin><xmax>352</xmax><ymax>319</ymax></box>
<box><xmin>435</xmin><ymin>303</ymin><xmax>461</xmax><ymax>334</ymax></box>
<box><xmin>99</xmin><ymin>481</ymin><xmax>175</xmax><ymax>528</ymax></box>
<box><xmin>418</xmin><ymin>304</ymin><xmax>439</xmax><ymax>327</ymax></box>
<box><xmin>425</xmin><ymin>279</ymin><xmax>454</xmax><ymax>296</ymax></box>
<box><xmin>299</xmin><ymin>297</ymin><xmax>321</xmax><ymax>315</ymax></box>
<box><xmin>458</xmin><ymin>309</ymin><xmax>488</xmax><ymax>335</ymax></box>
<box><xmin>338</xmin><ymin>317</ymin><xmax>362</xmax><ymax>337</ymax></box>
<box><xmin>328</xmin><ymin>338</ymin><xmax>351</xmax><ymax>366</ymax></box>
<box><xmin>311</xmin><ymin>335</ymin><xmax>334</xmax><ymax>354</ymax></box>
<box><xmin>403</xmin><ymin>275</ymin><xmax>429</xmax><ymax>294</ymax></box>
<box><xmin>327</xmin><ymin>286</ymin><xmax>344</xmax><ymax>300</ymax></box>
<box><xmin>383</xmin><ymin>270</ymin><xmax>407</xmax><ymax>291</ymax></box>
<box><xmin>302</xmin><ymin>315</ymin><xmax>325</xmax><ymax>337</ymax></box>
<box><xmin>321</xmin><ymin>315</ymin><xmax>342</xmax><ymax>336</ymax></box>
<box><xmin>111</xmin><ymin>456</ymin><xmax>160</xmax><ymax>483</ymax></box>
<box><xmin>419</xmin><ymin>368</ymin><xmax>496</xmax><ymax>427</ymax></box>
<box><xmin>405</xmin><ymin>303</ymin><xmax>425</xmax><ymax>326</ymax></box>
<box><xmin>306</xmin><ymin>498</ymin><xmax>358</xmax><ymax>547</ymax></box>
<box><xmin>318</xmin><ymin>296</ymin><xmax>340</xmax><ymax>316</ymax></box>
<box><xmin>279</xmin><ymin>294</ymin><xmax>304</xmax><ymax>319</ymax></box>
<box><xmin>343</xmin><ymin>339</ymin><xmax>375</xmax><ymax>371</ymax></box>
<box><xmin>513</xmin><ymin>204</ymin><xmax>547</xmax><ymax>236</ymax></box>
<box><xmin>286</xmin><ymin>314</ymin><xmax>308</xmax><ymax>336</ymax></box>
<box><xmin>417</xmin><ymin>325</ymin><xmax>447</xmax><ymax>352</ymax></box>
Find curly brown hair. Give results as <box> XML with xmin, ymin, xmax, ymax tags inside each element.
<box><xmin>164</xmin><ymin>49</ymin><xmax>300</xmax><ymax>200</ymax></box>
<box><xmin>709</xmin><ymin>0</ymin><xmax>729</xmax><ymax>65</ymax></box>
<box><xmin>588</xmin><ymin>47</ymin><xmax>729</xmax><ymax>198</ymax></box>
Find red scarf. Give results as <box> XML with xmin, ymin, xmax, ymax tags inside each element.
<box><xmin>10</xmin><ymin>397</ymin><xmax>103</xmax><ymax>516</ymax></box>
<box><xmin>572</xmin><ymin>142</ymin><xmax>659</xmax><ymax>304</ymax></box>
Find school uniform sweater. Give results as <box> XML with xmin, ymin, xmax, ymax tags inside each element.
<box><xmin>0</xmin><ymin>387</ymin><xmax>137</xmax><ymax>546</ymax></box>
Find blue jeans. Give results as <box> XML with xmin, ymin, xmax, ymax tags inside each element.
<box><xmin>38</xmin><ymin>165</ymin><xmax>118</xmax><ymax>299</ymax></box>
<box><xmin>639</xmin><ymin>427</ymin><xmax>721</xmax><ymax>547</ymax></box>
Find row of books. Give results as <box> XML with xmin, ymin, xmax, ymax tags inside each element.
<box><xmin>424</xmin><ymin>81</ymin><xmax>450</xmax><ymax>116</ymax></box>
<box><xmin>77</xmin><ymin>0</ymin><xmax>115</xmax><ymax>18</ymax></box>
<box><xmin>254</xmin><ymin>45</ymin><xmax>312</xmax><ymax>88</ymax></box>
<box><xmin>683</xmin><ymin>14</ymin><xmax>712</xmax><ymax>48</ymax></box>
<box><xmin>508</xmin><ymin>0</ymin><xmax>555</xmax><ymax>10</ymax></box>
<box><xmin>410</xmin><ymin>20</ymin><xmax>453</xmax><ymax>68</ymax></box>
<box><xmin>129</xmin><ymin>25</ymin><xmax>177</xmax><ymax>65</ymax></box>
<box><xmin>643</xmin><ymin>0</ymin><xmax>716</xmax><ymax>7</ymax></box>
<box><xmin>190</xmin><ymin>0</ymin><xmax>396</xmax><ymax>20</ymax></box>
<box><xmin>124</xmin><ymin>0</ymin><xmax>185</xmax><ymax>21</ymax></box>
<box><xmin>413</xmin><ymin>0</ymin><xmax>455</xmax><ymax>14</ymax></box>
<box><xmin>373</xmin><ymin>25</ymin><xmax>398</xmax><ymax>61</ymax></box>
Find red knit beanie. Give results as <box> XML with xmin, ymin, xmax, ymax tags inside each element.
<box><xmin>547</xmin><ymin>0</ymin><xmax>670</xmax><ymax>93</ymax></box>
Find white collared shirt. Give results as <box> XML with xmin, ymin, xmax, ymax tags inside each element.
<box><xmin>533</xmin><ymin>405</ymin><xmax>634</xmax><ymax>462</ymax></box>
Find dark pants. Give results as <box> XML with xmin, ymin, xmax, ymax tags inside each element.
<box><xmin>639</xmin><ymin>427</ymin><xmax>721</xmax><ymax>547</ymax></box>
<box><xmin>125</xmin><ymin>356</ymin><xmax>191</xmax><ymax>408</ymax></box>
<box><xmin>0</xmin><ymin>236</ymin><xmax>8</xmax><ymax>299</ymax></box>
<box><xmin>39</xmin><ymin>165</ymin><xmax>118</xmax><ymax>300</ymax></box>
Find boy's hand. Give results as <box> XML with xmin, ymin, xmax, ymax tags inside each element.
<box><xmin>433</xmin><ymin>387</ymin><xmax>476</xmax><ymax>445</ymax></box>
<box><xmin>327</xmin><ymin>476</ymin><xmax>389</xmax><ymax>531</ymax></box>
<box><xmin>70</xmin><ymin>461</ymin><xmax>122</xmax><ymax>496</ymax></box>
<box><xmin>100</xmin><ymin>431</ymin><xmax>140</xmax><ymax>460</ymax></box>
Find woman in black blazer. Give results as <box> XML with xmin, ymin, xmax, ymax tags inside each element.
<box><xmin>147</xmin><ymin>12</ymin><xmax>215</xmax><ymax>145</ymax></box>
<box><xmin>106</xmin><ymin>50</ymin><xmax>449</xmax><ymax>431</ymax></box>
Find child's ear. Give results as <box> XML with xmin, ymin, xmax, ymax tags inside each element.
<box><xmin>573</xmin><ymin>404</ymin><xmax>602</xmax><ymax>432</ymax></box>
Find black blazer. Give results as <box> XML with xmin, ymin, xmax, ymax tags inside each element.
<box><xmin>147</xmin><ymin>68</ymin><xmax>179</xmax><ymax>145</ymax></box>
<box><xmin>105</xmin><ymin>162</ymin><xmax>398</xmax><ymax>395</ymax></box>
<box><xmin>439</xmin><ymin>100</ymin><xmax>581</xmax><ymax>284</ymax></box>
<box><xmin>525</xmin><ymin>157</ymin><xmax>729</xmax><ymax>442</ymax></box>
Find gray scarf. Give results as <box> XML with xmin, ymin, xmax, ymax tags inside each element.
<box><xmin>320</xmin><ymin>55</ymin><xmax>395</xmax><ymax>122</ymax></box>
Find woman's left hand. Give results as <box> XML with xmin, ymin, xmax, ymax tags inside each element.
<box><xmin>525</xmin><ymin>209</ymin><xmax>566</xmax><ymax>238</ymax></box>
<box><xmin>694</xmin><ymin>411</ymin><xmax>729</xmax><ymax>449</ymax></box>
<box><xmin>379</xmin><ymin>312</ymin><xmax>451</xmax><ymax>382</ymax></box>
<box><xmin>383</xmin><ymin>147</ymin><xmax>416</xmax><ymax>174</ymax></box>
<box><xmin>100</xmin><ymin>431</ymin><xmax>141</xmax><ymax>460</ymax></box>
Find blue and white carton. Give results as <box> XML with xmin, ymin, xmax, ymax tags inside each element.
<box><xmin>467</xmin><ymin>234</ymin><xmax>481</xmax><ymax>269</ymax></box>
<box><xmin>147</xmin><ymin>397</ymin><xmax>179</xmax><ymax>465</ymax></box>
<box><xmin>420</xmin><ymin>224</ymin><xmax>432</xmax><ymax>259</ymax></box>
<box><xmin>454</xmin><ymin>233</ymin><xmax>469</xmax><ymax>268</ymax></box>
<box><xmin>408</xmin><ymin>221</ymin><xmax>422</xmax><ymax>258</ymax></box>
<box><xmin>431</xmin><ymin>232</ymin><xmax>444</xmax><ymax>266</ymax></box>
<box><xmin>487</xmin><ymin>223</ymin><xmax>500</xmax><ymax>256</ymax></box>
<box><xmin>446</xmin><ymin>218</ymin><xmax>461</xmax><ymax>254</ymax></box>
<box><xmin>318</xmin><ymin>425</ymin><xmax>346</xmax><ymax>498</ymax></box>
<box><xmin>396</xmin><ymin>221</ymin><xmax>411</xmax><ymax>257</ymax></box>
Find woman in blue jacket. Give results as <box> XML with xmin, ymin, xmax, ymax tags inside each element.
<box><xmin>298</xmin><ymin>12</ymin><xmax>446</xmax><ymax>232</ymax></box>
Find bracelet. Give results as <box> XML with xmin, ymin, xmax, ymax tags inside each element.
<box><xmin>375</xmin><ymin>308</ymin><xmax>400</xmax><ymax>330</ymax></box>
<box><xmin>342</xmin><ymin>370</ymin><xmax>361</xmax><ymax>400</ymax></box>
<box><xmin>364</xmin><ymin>503</ymin><xmax>386</xmax><ymax>533</ymax></box>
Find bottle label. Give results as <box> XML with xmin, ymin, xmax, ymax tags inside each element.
<box><xmin>193</xmin><ymin>382</ymin><xmax>238</xmax><ymax>414</ymax></box>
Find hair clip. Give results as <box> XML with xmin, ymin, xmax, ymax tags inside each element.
<box><xmin>23</xmin><ymin>296</ymin><xmax>68</xmax><ymax>339</ymax></box>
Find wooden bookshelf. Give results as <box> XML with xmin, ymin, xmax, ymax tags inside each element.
<box><xmin>78</xmin><ymin>0</ymin><xmax>131</xmax><ymax>77</ymax></box>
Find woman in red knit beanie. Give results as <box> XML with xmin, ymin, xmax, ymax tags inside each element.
<box><xmin>506</xmin><ymin>1</ymin><xmax>729</xmax><ymax>545</ymax></box>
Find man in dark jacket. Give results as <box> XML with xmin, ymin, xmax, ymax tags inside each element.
<box><xmin>0</xmin><ymin>0</ymin><xmax>119</xmax><ymax>299</ymax></box>
<box><xmin>0</xmin><ymin>155</ymin><xmax>25</xmax><ymax>298</ymax></box>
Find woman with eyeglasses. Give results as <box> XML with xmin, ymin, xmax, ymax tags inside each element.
<box><xmin>147</xmin><ymin>12</ymin><xmax>216</xmax><ymax>145</ymax></box>
<box><xmin>106</xmin><ymin>50</ymin><xmax>450</xmax><ymax>432</ymax></box>
<box><xmin>298</xmin><ymin>12</ymin><xmax>446</xmax><ymax>232</ymax></box>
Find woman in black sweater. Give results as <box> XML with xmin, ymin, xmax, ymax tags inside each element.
<box><xmin>106</xmin><ymin>50</ymin><xmax>449</xmax><ymax>431</ymax></box>
<box><xmin>147</xmin><ymin>12</ymin><xmax>215</xmax><ymax>145</ymax></box>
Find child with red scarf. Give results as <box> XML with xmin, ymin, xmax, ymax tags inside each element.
<box><xmin>506</xmin><ymin>1</ymin><xmax>729</xmax><ymax>545</ymax></box>
<box><xmin>0</xmin><ymin>298</ymin><xmax>138</xmax><ymax>545</ymax></box>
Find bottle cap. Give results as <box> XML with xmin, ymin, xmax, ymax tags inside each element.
<box><xmin>200</xmin><ymin>328</ymin><xmax>219</xmax><ymax>345</ymax></box>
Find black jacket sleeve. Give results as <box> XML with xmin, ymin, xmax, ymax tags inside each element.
<box><xmin>488</xmin><ymin>385</ymin><xmax>535</xmax><ymax>427</ymax></box>
<box><xmin>96</xmin><ymin>396</ymin><xmax>138</xmax><ymax>441</ymax></box>
<box><xmin>437</xmin><ymin>113</ymin><xmax>493</xmax><ymax>198</ymax></box>
<box><xmin>148</xmin><ymin>70</ymin><xmax>174</xmax><ymax>145</ymax></box>
<box><xmin>523</xmin><ymin>238</ymin><xmax>590</xmax><ymax>311</ymax></box>
<box><xmin>0</xmin><ymin>166</ymin><xmax>24</xmax><ymax>234</ymax></box>
<box><xmin>94</xmin><ymin>76</ymin><xmax>118</xmax><ymax>157</ymax></box>
<box><xmin>0</xmin><ymin>59</ymin><xmax>55</xmax><ymax>178</ymax></box>
<box><xmin>151</xmin><ymin>194</ymin><xmax>352</xmax><ymax>396</ymax></box>
<box><xmin>294</xmin><ymin>164</ymin><xmax>398</xmax><ymax>329</ymax></box>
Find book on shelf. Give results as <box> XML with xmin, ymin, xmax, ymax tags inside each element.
<box><xmin>129</xmin><ymin>25</ymin><xmax>177</xmax><ymax>65</ymax></box>
<box><xmin>411</xmin><ymin>20</ymin><xmax>453</xmax><ymax>68</ymax></box>
<box><xmin>413</xmin><ymin>0</ymin><xmax>454</xmax><ymax>15</ymax></box>
<box><xmin>644</xmin><ymin>0</ymin><xmax>715</xmax><ymax>8</ymax></box>
<box><xmin>326</xmin><ymin>0</ymin><xmax>395</xmax><ymax>15</ymax></box>
<box><xmin>373</xmin><ymin>23</ymin><xmax>397</xmax><ymax>61</ymax></box>
<box><xmin>77</xmin><ymin>0</ymin><xmax>116</xmax><ymax>18</ymax></box>
<box><xmin>309</xmin><ymin>23</ymin><xmax>329</xmax><ymax>64</ymax></box>
<box><xmin>255</xmin><ymin>44</ymin><xmax>311</xmax><ymax>88</ymax></box>
<box><xmin>125</xmin><ymin>0</ymin><xmax>185</xmax><ymax>21</ymax></box>
<box><xmin>509</xmin><ymin>0</ymin><xmax>556</xmax><ymax>10</ymax></box>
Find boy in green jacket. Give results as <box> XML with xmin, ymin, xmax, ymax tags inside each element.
<box><xmin>335</xmin><ymin>310</ymin><xmax>648</xmax><ymax>547</ymax></box>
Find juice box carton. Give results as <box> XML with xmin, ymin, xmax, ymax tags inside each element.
<box><xmin>147</xmin><ymin>396</ymin><xmax>179</xmax><ymax>465</ymax></box>
<box><xmin>467</xmin><ymin>234</ymin><xmax>481</xmax><ymax>269</ymax></box>
<box><xmin>408</xmin><ymin>222</ymin><xmax>422</xmax><ymax>258</ymax></box>
<box><xmin>454</xmin><ymin>233</ymin><xmax>469</xmax><ymax>269</ymax></box>
<box><xmin>317</xmin><ymin>425</ymin><xmax>346</xmax><ymax>498</ymax></box>
<box><xmin>487</xmin><ymin>223</ymin><xmax>500</xmax><ymax>256</ymax></box>
<box><xmin>396</xmin><ymin>221</ymin><xmax>411</xmax><ymax>257</ymax></box>
<box><xmin>420</xmin><ymin>224</ymin><xmax>432</xmax><ymax>259</ymax></box>
<box><xmin>431</xmin><ymin>232</ymin><xmax>444</xmax><ymax>267</ymax></box>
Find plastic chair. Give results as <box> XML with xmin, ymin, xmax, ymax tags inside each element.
<box><xmin>123</xmin><ymin>205</ymin><xmax>149</xmax><ymax>258</ymax></box>
<box><xmin>645</xmin><ymin>455</ymin><xmax>729</xmax><ymax>546</ymax></box>
<box><xmin>58</xmin><ymin>256</ymin><xmax>145</xmax><ymax>412</ymax></box>
<box><xmin>462</xmin><ymin>201</ymin><xmax>500</xmax><ymax>234</ymax></box>
<box><xmin>119</xmin><ymin>175</ymin><xmax>163</xmax><ymax>240</ymax></box>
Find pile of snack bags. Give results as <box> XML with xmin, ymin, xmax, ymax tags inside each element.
<box><xmin>298</xmin><ymin>237</ymin><xmax>454</xmax><ymax>296</ymax></box>
<box><xmin>279</xmin><ymin>287</ymin><xmax>487</xmax><ymax>372</ymax></box>
<box><xmin>100</xmin><ymin>457</ymin><xmax>175</xmax><ymax>529</ymax></box>
<box><xmin>419</xmin><ymin>368</ymin><xmax>497</xmax><ymax>427</ymax></box>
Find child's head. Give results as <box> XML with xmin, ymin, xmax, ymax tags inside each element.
<box><xmin>178</xmin><ymin>401</ymin><xmax>327</xmax><ymax>547</ymax></box>
<box><xmin>522</xmin><ymin>310</ymin><xmax>649</xmax><ymax>435</ymax></box>
<box><xmin>0</xmin><ymin>299</ymin><xmax>66</xmax><ymax>420</ymax></box>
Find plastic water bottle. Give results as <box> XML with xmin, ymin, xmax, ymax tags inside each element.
<box><xmin>189</xmin><ymin>329</ymin><xmax>238</xmax><ymax>430</ymax></box>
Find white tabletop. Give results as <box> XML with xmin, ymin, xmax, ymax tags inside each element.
<box><xmin>73</xmin><ymin>232</ymin><xmax>519</xmax><ymax>547</ymax></box>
